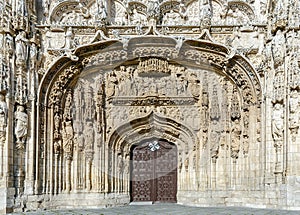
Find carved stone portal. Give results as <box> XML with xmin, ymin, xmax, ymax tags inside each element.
<box><xmin>40</xmin><ymin>46</ymin><xmax>259</xmax><ymax>203</ymax></box>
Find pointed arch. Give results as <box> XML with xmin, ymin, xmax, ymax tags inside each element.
<box><xmin>108</xmin><ymin>111</ymin><xmax>198</xmax><ymax>154</ymax></box>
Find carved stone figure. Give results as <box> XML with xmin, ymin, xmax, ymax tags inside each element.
<box><xmin>188</xmin><ymin>73</ymin><xmax>200</xmax><ymax>98</ymax></box>
<box><xmin>200</xmin><ymin>2</ymin><xmax>212</xmax><ymax>27</ymax></box>
<box><xmin>0</xmin><ymin>94</ymin><xmax>7</xmax><ymax>144</ymax></box>
<box><xmin>15</xmin><ymin>31</ymin><xmax>28</xmax><ymax>67</ymax></box>
<box><xmin>0</xmin><ymin>94</ymin><xmax>7</xmax><ymax>132</ymax></box>
<box><xmin>290</xmin><ymin>90</ymin><xmax>299</xmax><ymax>114</ymax></box>
<box><xmin>29</xmin><ymin>41</ymin><xmax>37</xmax><ymax>70</ymax></box>
<box><xmin>84</xmin><ymin>122</ymin><xmax>94</xmax><ymax>151</ymax></box>
<box><xmin>147</xmin><ymin>0</ymin><xmax>160</xmax><ymax>20</ymax></box>
<box><xmin>289</xmin><ymin>90</ymin><xmax>300</xmax><ymax>138</ymax></box>
<box><xmin>210</xmin><ymin>119</ymin><xmax>221</xmax><ymax>161</ymax></box>
<box><xmin>62</xmin><ymin>120</ymin><xmax>74</xmax><ymax>158</ymax></box>
<box><xmin>231</xmin><ymin>119</ymin><xmax>241</xmax><ymax>159</ymax></box>
<box><xmin>106</xmin><ymin>73</ymin><xmax>118</xmax><ymax>98</ymax></box>
<box><xmin>272</xmin><ymin>103</ymin><xmax>284</xmax><ymax>144</ymax></box>
<box><xmin>242</xmin><ymin>135</ymin><xmax>249</xmax><ymax>156</ymax></box>
<box><xmin>65</xmin><ymin>27</ymin><xmax>74</xmax><ymax>49</ymax></box>
<box><xmin>14</xmin><ymin>105</ymin><xmax>28</xmax><ymax>149</ymax></box>
<box><xmin>271</xmin><ymin>29</ymin><xmax>285</xmax><ymax>69</ymax></box>
<box><xmin>62</xmin><ymin>90</ymin><xmax>74</xmax><ymax>159</ymax></box>
<box><xmin>97</xmin><ymin>0</ymin><xmax>108</xmax><ymax>23</ymax></box>
<box><xmin>163</xmin><ymin>10</ymin><xmax>181</xmax><ymax>25</ymax></box>
<box><xmin>130</xmin><ymin>9</ymin><xmax>143</xmax><ymax>25</ymax></box>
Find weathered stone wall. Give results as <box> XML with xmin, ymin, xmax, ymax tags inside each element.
<box><xmin>0</xmin><ymin>0</ymin><xmax>300</xmax><ymax>213</ymax></box>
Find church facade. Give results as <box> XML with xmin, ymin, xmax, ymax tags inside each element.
<box><xmin>0</xmin><ymin>0</ymin><xmax>300</xmax><ymax>213</ymax></box>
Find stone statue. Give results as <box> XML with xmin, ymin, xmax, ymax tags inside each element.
<box><xmin>84</xmin><ymin>85</ymin><xmax>94</xmax><ymax>120</ymax></box>
<box><xmin>14</xmin><ymin>105</ymin><xmax>28</xmax><ymax>149</ymax></box>
<box><xmin>97</xmin><ymin>0</ymin><xmax>108</xmax><ymax>23</ymax></box>
<box><xmin>289</xmin><ymin>90</ymin><xmax>299</xmax><ymax>114</ymax></box>
<box><xmin>271</xmin><ymin>29</ymin><xmax>285</xmax><ymax>69</ymax></box>
<box><xmin>62</xmin><ymin>120</ymin><xmax>74</xmax><ymax>158</ymax></box>
<box><xmin>147</xmin><ymin>0</ymin><xmax>160</xmax><ymax>20</ymax></box>
<box><xmin>0</xmin><ymin>94</ymin><xmax>7</xmax><ymax>144</ymax></box>
<box><xmin>0</xmin><ymin>94</ymin><xmax>7</xmax><ymax>131</ymax></box>
<box><xmin>231</xmin><ymin>119</ymin><xmax>241</xmax><ymax>159</ymax></box>
<box><xmin>106</xmin><ymin>73</ymin><xmax>118</xmax><ymax>98</ymax></box>
<box><xmin>272</xmin><ymin>103</ymin><xmax>284</xmax><ymax>143</ymax></box>
<box><xmin>210</xmin><ymin>119</ymin><xmax>221</xmax><ymax>161</ymax></box>
<box><xmin>188</xmin><ymin>73</ymin><xmax>200</xmax><ymax>98</ymax></box>
<box><xmin>163</xmin><ymin>10</ymin><xmax>181</xmax><ymax>25</ymax></box>
<box><xmin>29</xmin><ymin>42</ymin><xmax>37</xmax><ymax>70</ymax></box>
<box><xmin>65</xmin><ymin>27</ymin><xmax>74</xmax><ymax>49</ymax></box>
<box><xmin>63</xmin><ymin>91</ymin><xmax>73</xmax><ymax>121</ymax></box>
<box><xmin>15</xmin><ymin>31</ymin><xmax>28</xmax><ymax>67</ymax></box>
<box><xmin>200</xmin><ymin>2</ymin><xmax>212</xmax><ymax>27</ymax></box>
<box><xmin>130</xmin><ymin>9</ymin><xmax>143</xmax><ymax>25</ymax></box>
<box><xmin>84</xmin><ymin>122</ymin><xmax>94</xmax><ymax>151</ymax></box>
<box><xmin>118</xmin><ymin>154</ymin><xmax>124</xmax><ymax>172</ymax></box>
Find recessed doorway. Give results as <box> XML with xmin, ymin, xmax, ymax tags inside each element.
<box><xmin>130</xmin><ymin>139</ymin><xmax>177</xmax><ymax>203</ymax></box>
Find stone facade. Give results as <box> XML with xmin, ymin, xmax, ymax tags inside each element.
<box><xmin>0</xmin><ymin>0</ymin><xmax>300</xmax><ymax>213</ymax></box>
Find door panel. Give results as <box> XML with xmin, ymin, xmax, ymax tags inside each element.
<box><xmin>131</xmin><ymin>144</ymin><xmax>154</xmax><ymax>202</ymax></box>
<box><xmin>131</xmin><ymin>139</ymin><xmax>177</xmax><ymax>203</ymax></box>
<box><xmin>156</xmin><ymin>172</ymin><xmax>177</xmax><ymax>202</ymax></box>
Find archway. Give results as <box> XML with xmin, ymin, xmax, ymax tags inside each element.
<box><xmin>35</xmin><ymin>33</ymin><xmax>263</xmax><ymax>208</ymax></box>
<box><xmin>130</xmin><ymin>138</ymin><xmax>177</xmax><ymax>203</ymax></box>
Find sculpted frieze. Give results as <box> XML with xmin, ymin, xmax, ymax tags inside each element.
<box><xmin>105</xmin><ymin>60</ymin><xmax>200</xmax><ymax>99</ymax></box>
<box><xmin>111</xmin><ymin>97</ymin><xmax>196</xmax><ymax>106</ymax></box>
<box><xmin>85</xmin><ymin>50</ymin><xmax>128</xmax><ymax>68</ymax></box>
<box><xmin>132</xmin><ymin>47</ymin><xmax>178</xmax><ymax>59</ymax></box>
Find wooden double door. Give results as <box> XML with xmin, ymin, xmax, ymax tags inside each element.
<box><xmin>130</xmin><ymin>139</ymin><xmax>177</xmax><ymax>203</ymax></box>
